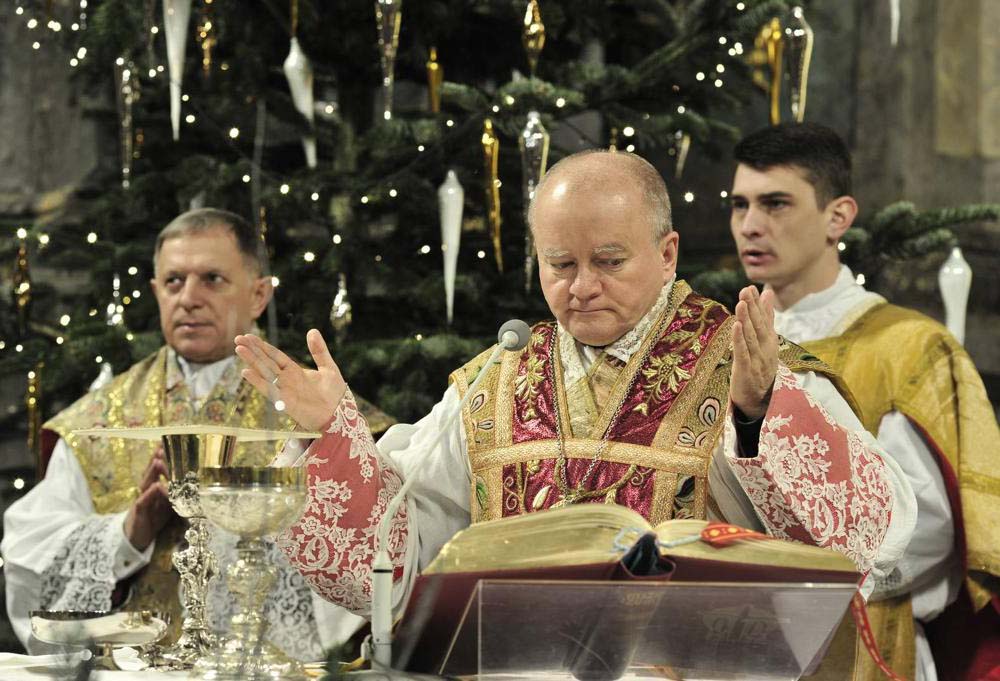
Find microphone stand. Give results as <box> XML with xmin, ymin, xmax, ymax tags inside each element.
<box><xmin>370</xmin><ymin>322</ymin><xmax>530</xmax><ymax>669</ymax></box>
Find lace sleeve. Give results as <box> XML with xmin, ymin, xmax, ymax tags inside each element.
<box><xmin>276</xmin><ymin>389</ymin><xmax>409</xmax><ymax>616</ymax></box>
<box><xmin>723</xmin><ymin>364</ymin><xmax>896</xmax><ymax>575</ymax></box>
<box><xmin>39</xmin><ymin>514</ymin><xmax>122</xmax><ymax>613</ymax></box>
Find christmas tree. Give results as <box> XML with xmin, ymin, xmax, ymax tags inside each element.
<box><xmin>3</xmin><ymin>0</ymin><xmax>993</xmax><ymax>447</ymax></box>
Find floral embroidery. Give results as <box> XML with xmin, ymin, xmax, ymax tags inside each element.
<box><xmin>634</xmin><ymin>353</ymin><xmax>692</xmax><ymax>414</ymax></box>
<box><xmin>514</xmin><ymin>329</ymin><xmax>549</xmax><ymax>421</ymax></box>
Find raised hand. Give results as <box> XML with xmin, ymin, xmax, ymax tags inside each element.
<box><xmin>234</xmin><ymin>328</ymin><xmax>347</xmax><ymax>432</ymax></box>
<box><xmin>730</xmin><ymin>285</ymin><xmax>779</xmax><ymax>421</ymax></box>
<box><xmin>124</xmin><ymin>446</ymin><xmax>173</xmax><ymax>551</ymax></box>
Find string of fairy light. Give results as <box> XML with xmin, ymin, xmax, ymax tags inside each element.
<box><xmin>3</xmin><ymin>0</ymin><xmax>791</xmax><ymax>368</ymax></box>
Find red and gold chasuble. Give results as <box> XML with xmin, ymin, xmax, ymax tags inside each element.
<box><xmin>452</xmin><ymin>281</ymin><xmax>833</xmax><ymax>527</ymax></box>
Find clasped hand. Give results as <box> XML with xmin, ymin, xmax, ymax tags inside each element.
<box><xmin>234</xmin><ymin>328</ymin><xmax>347</xmax><ymax>432</ymax></box>
<box><xmin>730</xmin><ymin>285</ymin><xmax>779</xmax><ymax>422</ymax></box>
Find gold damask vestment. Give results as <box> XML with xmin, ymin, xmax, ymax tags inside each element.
<box><xmin>805</xmin><ymin>302</ymin><xmax>1000</xmax><ymax>681</ymax></box>
<box><xmin>42</xmin><ymin>347</ymin><xmax>295</xmax><ymax>640</ymax></box>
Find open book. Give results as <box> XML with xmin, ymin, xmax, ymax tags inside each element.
<box><xmin>393</xmin><ymin>504</ymin><xmax>859</xmax><ymax>676</ymax></box>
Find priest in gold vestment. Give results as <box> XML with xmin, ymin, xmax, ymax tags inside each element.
<box><xmin>235</xmin><ymin>151</ymin><xmax>917</xmax><ymax>673</ymax></box>
<box><xmin>2</xmin><ymin>208</ymin><xmax>363</xmax><ymax>659</ymax></box>
<box><xmin>730</xmin><ymin>122</ymin><xmax>1000</xmax><ymax>681</ymax></box>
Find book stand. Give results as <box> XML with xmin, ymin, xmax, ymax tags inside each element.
<box><xmin>395</xmin><ymin>579</ymin><xmax>856</xmax><ymax>680</ymax></box>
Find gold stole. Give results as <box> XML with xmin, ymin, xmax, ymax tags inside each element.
<box><xmin>564</xmin><ymin>352</ymin><xmax>626</xmax><ymax>440</ymax></box>
<box><xmin>43</xmin><ymin>347</ymin><xmax>296</xmax><ymax>641</ymax></box>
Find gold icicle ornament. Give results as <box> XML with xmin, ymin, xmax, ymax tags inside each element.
<box><xmin>785</xmin><ymin>7</ymin><xmax>813</xmax><ymax>123</ymax></box>
<box><xmin>426</xmin><ymin>47</ymin><xmax>443</xmax><ymax>113</ymax></box>
<box><xmin>197</xmin><ymin>0</ymin><xmax>216</xmax><ymax>77</ymax></box>
<box><xmin>27</xmin><ymin>363</ymin><xmax>42</xmax><ymax>472</ymax></box>
<box><xmin>481</xmin><ymin>118</ymin><xmax>503</xmax><ymax>272</ymax></box>
<box><xmin>522</xmin><ymin>0</ymin><xmax>545</xmax><ymax>77</ymax></box>
<box><xmin>674</xmin><ymin>132</ymin><xmax>691</xmax><ymax>178</ymax></box>
<box><xmin>748</xmin><ymin>18</ymin><xmax>784</xmax><ymax>125</ymax></box>
<box><xmin>608</xmin><ymin>127</ymin><xmax>619</xmax><ymax>151</ymax></box>
<box><xmin>12</xmin><ymin>238</ymin><xmax>32</xmax><ymax>336</ymax></box>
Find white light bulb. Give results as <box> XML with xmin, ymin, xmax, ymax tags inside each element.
<box><xmin>279</xmin><ymin>184</ymin><xmax>290</xmax><ymax>194</ymax></box>
<box><xmin>229</xmin><ymin>127</ymin><xmax>240</xmax><ymax>139</ymax></box>
<box><xmin>684</xmin><ymin>192</ymin><xmax>695</xmax><ymax>203</ymax></box>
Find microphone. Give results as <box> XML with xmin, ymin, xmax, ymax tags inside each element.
<box><xmin>498</xmin><ymin>319</ymin><xmax>531</xmax><ymax>351</ymax></box>
<box><xmin>369</xmin><ymin>320</ymin><xmax>530</xmax><ymax>669</ymax></box>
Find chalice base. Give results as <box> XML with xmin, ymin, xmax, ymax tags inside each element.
<box><xmin>149</xmin><ymin>626</ymin><xmax>217</xmax><ymax>669</ymax></box>
<box><xmin>193</xmin><ymin>635</ymin><xmax>306</xmax><ymax>680</ymax></box>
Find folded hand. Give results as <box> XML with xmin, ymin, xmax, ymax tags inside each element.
<box><xmin>730</xmin><ymin>285</ymin><xmax>779</xmax><ymax>421</ymax></box>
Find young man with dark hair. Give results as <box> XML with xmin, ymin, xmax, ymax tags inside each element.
<box><xmin>731</xmin><ymin>122</ymin><xmax>1000</xmax><ymax>681</ymax></box>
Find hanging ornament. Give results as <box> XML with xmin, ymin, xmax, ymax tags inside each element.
<box><xmin>519</xmin><ymin>111</ymin><xmax>549</xmax><ymax>293</ymax></box>
<box><xmin>329</xmin><ymin>273</ymin><xmax>353</xmax><ymax>346</ymax></box>
<box><xmin>522</xmin><ymin>0</ymin><xmax>545</xmax><ymax>77</ymax></box>
<box><xmin>114</xmin><ymin>58</ymin><xmax>140</xmax><ymax>189</ymax></box>
<box><xmin>481</xmin><ymin>118</ymin><xmax>503</xmax><ymax>272</ymax></box>
<box><xmin>163</xmin><ymin>0</ymin><xmax>193</xmax><ymax>141</ymax></box>
<box><xmin>26</xmin><ymin>364</ymin><xmax>43</xmax><ymax>472</ymax></box>
<box><xmin>938</xmin><ymin>246</ymin><xmax>972</xmax><ymax>345</ymax></box>
<box><xmin>374</xmin><ymin>0</ymin><xmax>403</xmax><ymax>121</ymax></box>
<box><xmin>12</xmin><ymin>237</ymin><xmax>32</xmax><ymax>336</ymax></box>
<box><xmin>426</xmin><ymin>47</ymin><xmax>443</xmax><ymax>113</ymax></box>
<box><xmin>89</xmin><ymin>360</ymin><xmax>115</xmax><ymax>392</ymax></box>
<box><xmin>784</xmin><ymin>7</ymin><xmax>813</xmax><ymax>123</ymax></box>
<box><xmin>438</xmin><ymin>170</ymin><xmax>464</xmax><ymax>325</ymax></box>
<box><xmin>106</xmin><ymin>273</ymin><xmax>125</xmax><ymax>327</ymax></box>
<box><xmin>890</xmin><ymin>0</ymin><xmax>900</xmax><ymax>46</ymax></box>
<box><xmin>196</xmin><ymin>0</ymin><xmax>216</xmax><ymax>78</ymax></box>
<box><xmin>283</xmin><ymin>37</ymin><xmax>317</xmax><ymax>168</ymax></box>
<box><xmin>673</xmin><ymin>131</ymin><xmax>691</xmax><ymax>179</ymax></box>
<box><xmin>748</xmin><ymin>17</ymin><xmax>784</xmax><ymax>125</ymax></box>
<box><xmin>608</xmin><ymin>127</ymin><xmax>619</xmax><ymax>151</ymax></box>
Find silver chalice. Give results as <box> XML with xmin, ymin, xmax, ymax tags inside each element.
<box><xmin>155</xmin><ymin>432</ymin><xmax>236</xmax><ymax>668</ymax></box>
<box><xmin>194</xmin><ymin>466</ymin><xmax>309</xmax><ymax>681</ymax></box>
